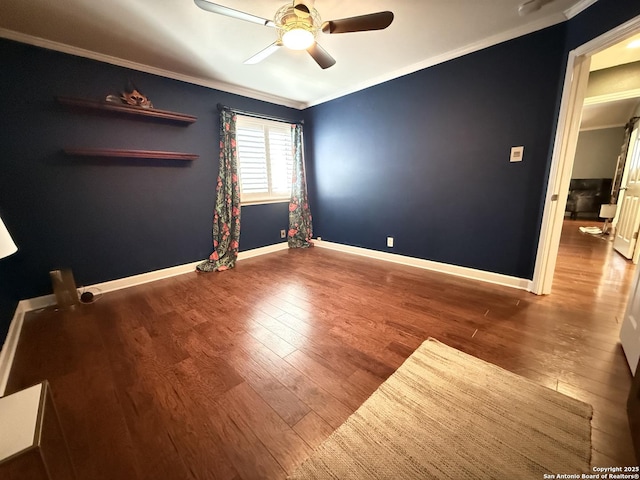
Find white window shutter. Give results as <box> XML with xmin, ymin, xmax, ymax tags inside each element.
<box><xmin>236</xmin><ymin>115</ymin><xmax>295</xmax><ymax>204</ymax></box>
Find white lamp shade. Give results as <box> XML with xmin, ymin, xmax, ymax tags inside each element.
<box><xmin>600</xmin><ymin>204</ymin><xmax>617</xmax><ymax>219</ymax></box>
<box><xmin>0</xmin><ymin>216</ymin><xmax>17</xmax><ymax>259</ymax></box>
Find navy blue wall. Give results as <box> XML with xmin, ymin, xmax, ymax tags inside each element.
<box><xmin>0</xmin><ymin>38</ymin><xmax>297</xmax><ymax>341</ymax></box>
<box><xmin>304</xmin><ymin>1</ymin><xmax>640</xmax><ymax>280</ymax></box>
<box><xmin>566</xmin><ymin>0</ymin><xmax>640</xmax><ymax>50</ymax></box>
<box><xmin>305</xmin><ymin>25</ymin><xmax>567</xmax><ymax>279</ymax></box>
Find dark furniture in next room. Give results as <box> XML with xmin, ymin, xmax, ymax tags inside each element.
<box><xmin>565</xmin><ymin>178</ymin><xmax>612</xmax><ymax>220</ymax></box>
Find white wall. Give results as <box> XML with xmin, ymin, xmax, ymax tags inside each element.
<box><xmin>587</xmin><ymin>62</ymin><xmax>640</xmax><ymax>98</ymax></box>
<box><xmin>572</xmin><ymin>127</ymin><xmax>625</xmax><ymax>179</ymax></box>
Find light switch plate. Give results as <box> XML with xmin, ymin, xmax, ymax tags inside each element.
<box><xmin>510</xmin><ymin>146</ymin><xmax>524</xmax><ymax>162</ymax></box>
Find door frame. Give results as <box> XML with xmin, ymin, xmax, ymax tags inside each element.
<box><xmin>532</xmin><ymin>14</ymin><xmax>640</xmax><ymax>295</ymax></box>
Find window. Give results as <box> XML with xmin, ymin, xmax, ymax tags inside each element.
<box><xmin>236</xmin><ymin>115</ymin><xmax>294</xmax><ymax>204</ymax></box>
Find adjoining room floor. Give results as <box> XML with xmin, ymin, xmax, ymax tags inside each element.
<box><xmin>6</xmin><ymin>221</ymin><xmax>638</xmax><ymax>478</ymax></box>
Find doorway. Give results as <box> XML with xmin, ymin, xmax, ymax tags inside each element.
<box><xmin>562</xmin><ymin>41</ymin><xmax>640</xmax><ymax>258</ymax></box>
<box><xmin>533</xmin><ymin>15</ymin><xmax>640</xmax><ymax>296</ymax></box>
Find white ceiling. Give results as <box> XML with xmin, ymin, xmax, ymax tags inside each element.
<box><xmin>581</xmin><ymin>97</ymin><xmax>640</xmax><ymax>130</ymax></box>
<box><xmin>0</xmin><ymin>0</ymin><xmax>596</xmax><ymax>108</ymax></box>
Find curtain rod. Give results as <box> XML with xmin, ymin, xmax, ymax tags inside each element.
<box><xmin>217</xmin><ymin>103</ymin><xmax>303</xmax><ymax>125</ymax></box>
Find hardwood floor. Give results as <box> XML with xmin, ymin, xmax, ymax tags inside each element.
<box><xmin>6</xmin><ymin>219</ymin><xmax>639</xmax><ymax>478</ymax></box>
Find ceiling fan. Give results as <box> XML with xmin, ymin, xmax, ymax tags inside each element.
<box><xmin>517</xmin><ymin>0</ymin><xmax>554</xmax><ymax>16</ymax></box>
<box><xmin>194</xmin><ymin>0</ymin><xmax>394</xmax><ymax>69</ymax></box>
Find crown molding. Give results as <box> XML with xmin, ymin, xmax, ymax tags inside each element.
<box><xmin>583</xmin><ymin>88</ymin><xmax>640</xmax><ymax>105</ymax></box>
<box><xmin>563</xmin><ymin>0</ymin><xmax>598</xmax><ymax>20</ymax></box>
<box><xmin>0</xmin><ymin>1</ymin><xmax>603</xmax><ymax>112</ymax></box>
<box><xmin>579</xmin><ymin>123</ymin><xmax>627</xmax><ymax>131</ymax></box>
<box><xmin>305</xmin><ymin>14</ymin><xmax>568</xmax><ymax>108</ymax></box>
<box><xmin>0</xmin><ymin>28</ymin><xmax>307</xmax><ymax>110</ymax></box>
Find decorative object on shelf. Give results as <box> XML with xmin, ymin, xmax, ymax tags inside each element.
<box><xmin>57</xmin><ymin>96</ymin><xmax>196</xmax><ymax>124</ymax></box>
<box><xmin>105</xmin><ymin>81</ymin><xmax>153</xmax><ymax>109</ymax></box>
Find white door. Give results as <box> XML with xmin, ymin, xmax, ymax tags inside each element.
<box><xmin>614</xmin><ymin>126</ymin><xmax>640</xmax><ymax>260</ymax></box>
<box><xmin>621</xmin><ymin>261</ymin><xmax>640</xmax><ymax>375</ymax></box>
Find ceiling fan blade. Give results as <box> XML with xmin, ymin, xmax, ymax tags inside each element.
<box><xmin>518</xmin><ymin>0</ymin><xmax>554</xmax><ymax>16</ymax></box>
<box><xmin>307</xmin><ymin>43</ymin><xmax>336</xmax><ymax>69</ymax></box>
<box><xmin>244</xmin><ymin>42</ymin><xmax>282</xmax><ymax>65</ymax></box>
<box><xmin>321</xmin><ymin>11</ymin><xmax>394</xmax><ymax>34</ymax></box>
<box><xmin>194</xmin><ymin>0</ymin><xmax>275</xmax><ymax>27</ymax></box>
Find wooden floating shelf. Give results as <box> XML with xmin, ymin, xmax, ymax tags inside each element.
<box><xmin>57</xmin><ymin>96</ymin><xmax>197</xmax><ymax>124</ymax></box>
<box><xmin>64</xmin><ymin>148</ymin><xmax>198</xmax><ymax>161</ymax></box>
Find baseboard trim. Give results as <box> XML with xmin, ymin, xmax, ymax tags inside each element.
<box><xmin>238</xmin><ymin>242</ymin><xmax>289</xmax><ymax>260</ymax></box>
<box><xmin>88</xmin><ymin>260</ymin><xmax>205</xmax><ymax>296</ymax></box>
<box><xmin>314</xmin><ymin>240</ymin><xmax>532</xmax><ymax>291</ymax></box>
<box><xmin>0</xmin><ymin>242</ymin><xmax>289</xmax><ymax>395</ymax></box>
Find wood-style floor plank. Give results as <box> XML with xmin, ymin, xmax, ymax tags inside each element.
<box><xmin>4</xmin><ymin>219</ymin><xmax>638</xmax><ymax>479</ymax></box>
<box><xmin>292</xmin><ymin>411</ymin><xmax>334</xmax><ymax>449</ymax></box>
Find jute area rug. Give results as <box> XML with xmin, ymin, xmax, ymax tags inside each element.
<box><xmin>289</xmin><ymin>338</ymin><xmax>592</xmax><ymax>480</ymax></box>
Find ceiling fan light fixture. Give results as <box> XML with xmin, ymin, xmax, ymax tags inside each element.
<box><xmin>274</xmin><ymin>3</ymin><xmax>320</xmax><ymax>50</ymax></box>
<box><xmin>282</xmin><ymin>28</ymin><xmax>315</xmax><ymax>50</ymax></box>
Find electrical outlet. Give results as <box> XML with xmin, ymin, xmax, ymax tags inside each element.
<box><xmin>387</xmin><ymin>237</ymin><xmax>394</xmax><ymax>247</ymax></box>
<box><xmin>280</xmin><ymin>229</ymin><xmax>286</xmax><ymax>239</ymax></box>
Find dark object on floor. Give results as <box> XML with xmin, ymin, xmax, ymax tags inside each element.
<box><xmin>566</xmin><ymin>178</ymin><xmax>612</xmax><ymax>220</ymax></box>
<box><xmin>80</xmin><ymin>291</ymin><xmax>94</xmax><ymax>304</ymax></box>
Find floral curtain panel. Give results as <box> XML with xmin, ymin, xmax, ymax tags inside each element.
<box><xmin>197</xmin><ymin>109</ymin><xmax>241</xmax><ymax>272</ymax></box>
<box><xmin>288</xmin><ymin>123</ymin><xmax>313</xmax><ymax>248</ymax></box>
